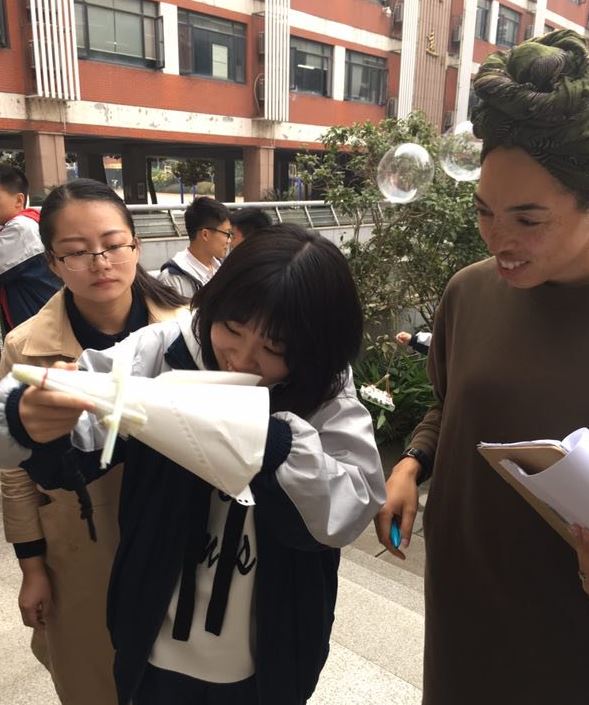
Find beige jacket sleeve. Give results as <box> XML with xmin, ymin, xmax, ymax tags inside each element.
<box><xmin>0</xmin><ymin>338</ymin><xmax>45</xmax><ymax>544</ymax></box>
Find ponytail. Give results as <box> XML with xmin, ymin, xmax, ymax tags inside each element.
<box><xmin>132</xmin><ymin>265</ymin><xmax>189</xmax><ymax>309</ymax></box>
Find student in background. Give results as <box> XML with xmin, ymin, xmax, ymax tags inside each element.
<box><xmin>230</xmin><ymin>207</ymin><xmax>272</xmax><ymax>248</ymax></box>
<box><xmin>159</xmin><ymin>196</ymin><xmax>232</xmax><ymax>297</ymax></box>
<box><xmin>0</xmin><ymin>178</ymin><xmax>187</xmax><ymax>705</ymax></box>
<box><xmin>395</xmin><ymin>330</ymin><xmax>432</xmax><ymax>355</ymax></box>
<box><xmin>0</xmin><ymin>164</ymin><xmax>60</xmax><ymax>333</ymax></box>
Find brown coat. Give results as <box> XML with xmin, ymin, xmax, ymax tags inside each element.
<box><xmin>412</xmin><ymin>259</ymin><xmax>589</xmax><ymax>705</ymax></box>
<box><xmin>0</xmin><ymin>288</ymin><xmax>186</xmax><ymax>705</ymax></box>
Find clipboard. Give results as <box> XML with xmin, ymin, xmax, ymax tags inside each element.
<box><xmin>477</xmin><ymin>443</ymin><xmax>574</xmax><ymax>547</ymax></box>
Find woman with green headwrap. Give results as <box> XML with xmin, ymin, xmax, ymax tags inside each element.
<box><xmin>375</xmin><ymin>29</ymin><xmax>589</xmax><ymax>705</ymax></box>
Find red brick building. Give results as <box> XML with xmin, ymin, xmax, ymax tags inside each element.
<box><xmin>0</xmin><ymin>1</ymin><xmax>586</xmax><ymax>202</ymax></box>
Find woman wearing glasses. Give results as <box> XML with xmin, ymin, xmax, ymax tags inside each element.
<box><xmin>0</xmin><ymin>178</ymin><xmax>187</xmax><ymax>705</ymax></box>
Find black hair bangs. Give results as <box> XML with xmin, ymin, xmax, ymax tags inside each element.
<box><xmin>194</xmin><ymin>223</ymin><xmax>363</xmax><ymax>417</ymax></box>
<box><xmin>210</xmin><ymin>270</ymin><xmax>290</xmax><ymax>345</ymax></box>
<box><xmin>195</xmin><ymin>253</ymin><xmax>304</xmax><ymax>376</ymax></box>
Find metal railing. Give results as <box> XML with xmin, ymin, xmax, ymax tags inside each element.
<box><xmin>126</xmin><ymin>201</ymin><xmax>379</xmax><ymax>240</ymax></box>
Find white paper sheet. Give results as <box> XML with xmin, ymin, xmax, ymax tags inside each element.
<box><xmin>489</xmin><ymin>428</ymin><xmax>589</xmax><ymax>527</ymax></box>
<box><xmin>11</xmin><ymin>365</ymin><xmax>269</xmax><ymax>499</ymax></box>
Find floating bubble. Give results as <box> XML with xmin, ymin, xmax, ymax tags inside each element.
<box><xmin>376</xmin><ymin>143</ymin><xmax>435</xmax><ymax>204</ymax></box>
<box><xmin>439</xmin><ymin>120</ymin><xmax>482</xmax><ymax>182</ymax></box>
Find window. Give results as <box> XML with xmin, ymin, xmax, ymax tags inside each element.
<box><xmin>178</xmin><ymin>10</ymin><xmax>245</xmax><ymax>83</ymax></box>
<box><xmin>290</xmin><ymin>37</ymin><xmax>331</xmax><ymax>96</ymax></box>
<box><xmin>74</xmin><ymin>0</ymin><xmax>163</xmax><ymax>68</ymax></box>
<box><xmin>496</xmin><ymin>6</ymin><xmax>520</xmax><ymax>48</ymax></box>
<box><xmin>344</xmin><ymin>51</ymin><xmax>388</xmax><ymax>104</ymax></box>
<box><xmin>475</xmin><ymin>0</ymin><xmax>491</xmax><ymax>41</ymax></box>
<box><xmin>0</xmin><ymin>0</ymin><xmax>7</xmax><ymax>47</ymax></box>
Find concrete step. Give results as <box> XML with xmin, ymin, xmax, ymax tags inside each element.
<box><xmin>340</xmin><ymin>547</ymin><xmax>424</xmax><ymax>615</ymax></box>
<box><xmin>309</xmin><ymin>551</ymin><xmax>424</xmax><ymax>705</ymax></box>
<box><xmin>309</xmin><ymin>639</ymin><xmax>422</xmax><ymax>705</ymax></box>
<box><xmin>333</xmin><ymin>556</ymin><xmax>424</xmax><ymax>687</ymax></box>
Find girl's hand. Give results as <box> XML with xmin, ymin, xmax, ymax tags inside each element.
<box><xmin>18</xmin><ymin>557</ymin><xmax>53</xmax><ymax>628</ymax></box>
<box><xmin>395</xmin><ymin>332</ymin><xmax>412</xmax><ymax>346</ymax></box>
<box><xmin>18</xmin><ymin>362</ymin><xmax>94</xmax><ymax>443</ymax></box>
<box><xmin>570</xmin><ymin>524</ymin><xmax>589</xmax><ymax>595</ymax></box>
<box><xmin>374</xmin><ymin>457</ymin><xmax>419</xmax><ymax>559</ymax></box>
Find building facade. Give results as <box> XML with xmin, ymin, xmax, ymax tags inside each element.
<box><xmin>0</xmin><ymin>0</ymin><xmax>586</xmax><ymax>202</ymax></box>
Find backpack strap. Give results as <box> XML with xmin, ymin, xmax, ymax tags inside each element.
<box><xmin>160</xmin><ymin>260</ymin><xmax>203</xmax><ymax>290</ymax></box>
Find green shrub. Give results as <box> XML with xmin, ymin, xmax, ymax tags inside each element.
<box><xmin>353</xmin><ymin>334</ymin><xmax>434</xmax><ymax>445</ymax></box>
<box><xmin>297</xmin><ymin>113</ymin><xmax>486</xmax><ymax>443</ymax></box>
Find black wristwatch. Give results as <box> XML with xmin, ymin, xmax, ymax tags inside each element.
<box><xmin>399</xmin><ymin>447</ymin><xmax>432</xmax><ymax>484</ymax></box>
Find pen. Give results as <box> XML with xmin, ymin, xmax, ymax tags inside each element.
<box><xmin>390</xmin><ymin>517</ymin><xmax>402</xmax><ymax>549</ymax></box>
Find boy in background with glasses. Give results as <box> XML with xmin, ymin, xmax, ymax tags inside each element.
<box><xmin>159</xmin><ymin>196</ymin><xmax>232</xmax><ymax>298</ymax></box>
<box><xmin>0</xmin><ymin>165</ymin><xmax>60</xmax><ymax>335</ymax></box>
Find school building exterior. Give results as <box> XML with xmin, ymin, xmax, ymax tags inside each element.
<box><xmin>0</xmin><ymin>0</ymin><xmax>587</xmax><ymax>203</ymax></box>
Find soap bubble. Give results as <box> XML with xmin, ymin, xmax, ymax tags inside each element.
<box><xmin>439</xmin><ymin>120</ymin><xmax>482</xmax><ymax>182</ymax></box>
<box><xmin>376</xmin><ymin>143</ymin><xmax>435</xmax><ymax>204</ymax></box>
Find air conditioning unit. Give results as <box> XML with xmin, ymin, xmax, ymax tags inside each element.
<box><xmin>451</xmin><ymin>21</ymin><xmax>462</xmax><ymax>45</ymax></box>
<box><xmin>258</xmin><ymin>32</ymin><xmax>265</xmax><ymax>56</ymax></box>
<box><xmin>254</xmin><ymin>75</ymin><xmax>265</xmax><ymax>103</ymax></box>
<box><xmin>392</xmin><ymin>2</ymin><xmax>403</xmax><ymax>24</ymax></box>
<box><xmin>524</xmin><ymin>24</ymin><xmax>535</xmax><ymax>39</ymax></box>
<box><xmin>28</xmin><ymin>39</ymin><xmax>36</xmax><ymax>69</ymax></box>
<box><xmin>386</xmin><ymin>96</ymin><xmax>398</xmax><ymax>118</ymax></box>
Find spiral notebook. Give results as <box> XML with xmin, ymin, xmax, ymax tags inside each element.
<box><xmin>478</xmin><ymin>428</ymin><xmax>589</xmax><ymax>548</ymax></box>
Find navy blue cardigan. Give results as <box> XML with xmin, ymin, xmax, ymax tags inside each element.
<box><xmin>10</xmin><ymin>334</ymin><xmax>340</xmax><ymax>705</ymax></box>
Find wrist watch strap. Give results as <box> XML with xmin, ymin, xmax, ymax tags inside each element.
<box><xmin>400</xmin><ymin>447</ymin><xmax>432</xmax><ymax>484</ymax></box>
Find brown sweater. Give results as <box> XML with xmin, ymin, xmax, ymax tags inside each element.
<box><xmin>412</xmin><ymin>258</ymin><xmax>589</xmax><ymax>705</ymax></box>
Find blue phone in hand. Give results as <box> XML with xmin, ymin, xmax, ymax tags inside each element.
<box><xmin>390</xmin><ymin>518</ymin><xmax>402</xmax><ymax>549</ymax></box>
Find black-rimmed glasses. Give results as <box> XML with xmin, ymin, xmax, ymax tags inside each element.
<box><xmin>52</xmin><ymin>242</ymin><xmax>137</xmax><ymax>271</ymax></box>
<box><xmin>202</xmin><ymin>227</ymin><xmax>233</xmax><ymax>239</ymax></box>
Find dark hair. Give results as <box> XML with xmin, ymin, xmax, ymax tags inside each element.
<box><xmin>193</xmin><ymin>223</ymin><xmax>363</xmax><ymax>418</ymax></box>
<box><xmin>184</xmin><ymin>196</ymin><xmax>230</xmax><ymax>241</ymax></box>
<box><xmin>39</xmin><ymin>178</ymin><xmax>187</xmax><ymax>309</ymax></box>
<box><xmin>230</xmin><ymin>207</ymin><xmax>272</xmax><ymax>240</ymax></box>
<box><xmin>0</xmin><ymin>164</ymin><xmax>29</xmax><ymax>202</ymax></box>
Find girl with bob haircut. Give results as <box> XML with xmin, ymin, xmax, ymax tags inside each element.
<box><xmin>0</xmin><ymin>223</ymin><xmax>385</xmax><ymax>705</ymax></box>
<box><xmin>0</xmin><ymin>178</ymin><xmax>187</xmax><ymax>705</ymax></box>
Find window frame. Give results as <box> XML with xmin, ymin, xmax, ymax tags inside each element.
<box><xmin>289</xmin><ymin>36</ymin><xmax>332</xmax><ymax>97</ymax></box>
<box><xmin>496</xmin><ymin>6</ymin><xmax>520</xmax><ymax>48</ymax></box>
<box><xmin>344</xmin><ymin>50</ymin><xmax>388</xmax><ymax>105</ymax></box>
<box><xmin>0</xmin><ymin>0</ymin><xmax>8</xmax><ymax>48</ymax></box>
<box><xmin>178</xmin><ymin>9</ymin><xmax>246</xmax><ymax>84</ymax></box>
<box><xmin>74</xmin><ymin>0</ymin><xmax>164</xmax><ymax>70</ymax></box>
<box><xmin>474</xmin><ymin>0</ymin><xmax>491</xmax><ymax>41</ymax></box>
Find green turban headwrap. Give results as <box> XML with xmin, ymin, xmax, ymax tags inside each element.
<box><xmin>472</xmin><ymin>29</ymin><xmax>589</xmax><ymax>192</ymax></box>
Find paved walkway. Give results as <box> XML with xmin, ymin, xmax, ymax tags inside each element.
<box><xmin>0</xmin><ymin>488</ymin><xmax>428</xmax><ymax>705</ymax></box>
